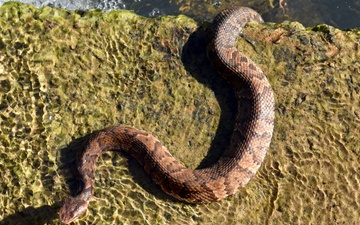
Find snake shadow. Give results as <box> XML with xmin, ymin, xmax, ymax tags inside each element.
<box><xmin>127</xmin><ymin>25</ymin><xmax>238</xmax><ymax>201</ymax></box>
<box><xmin>126</xmin><ymin>26</ymin><xmax>238</xmax><ymax>200</ymax></box>
<box><xmin>57</xmin><ymin>25</ymin><xmax>238</xmax><ymax>207</ymax></box>
<box><xmin>182</xmin><ymin>24</ymin><xmax>238</xmax><ymax>169</ymax></box>
<box><xmin>180</xmin><ymin>26</ymin><xmax>238</xmax><ymax>169</ymax></box>
<box><xmin>0</xmin><ymin>205</ymin><xmax>58</xmax><ymax>225</ymax></box>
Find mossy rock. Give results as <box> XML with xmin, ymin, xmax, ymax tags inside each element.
<box><xmin>0</xmin><ymin>2</ymin><xmax>359</xmax><ymax>224</ymax></box>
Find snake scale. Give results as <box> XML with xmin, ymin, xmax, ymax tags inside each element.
<box><xmin>59</xmin><ymin>7</ymin><xmax>275</xmax><ymax>224</ymax></box>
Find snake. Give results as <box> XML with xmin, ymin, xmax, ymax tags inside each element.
<box><xmin>59</xmin><ymin>7</ymin><xmax>275</xmax><ymax>224</ymax></box>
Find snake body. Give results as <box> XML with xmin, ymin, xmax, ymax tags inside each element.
<box><xmin>59</xmin><ymin>7</ymin><xmax>275</xmax><ymax>224</ymax></box>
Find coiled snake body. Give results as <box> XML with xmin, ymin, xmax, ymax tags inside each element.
<box><xmin>60</xmin><ymin>7</ymin><xmax>275</xmax><ymax>224</ymax></box>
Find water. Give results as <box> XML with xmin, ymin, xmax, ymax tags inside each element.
<box><xmin>0</xmin><ymin>0</ymin><xmax>359</xmax><ymax>29</ymax></box>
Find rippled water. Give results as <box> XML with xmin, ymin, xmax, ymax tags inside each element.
<box><xmin>0</xmin><ymin>0</ymin><xmax>359</xmax><ymax>29</ymax></box>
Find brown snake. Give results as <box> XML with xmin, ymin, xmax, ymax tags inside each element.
<box><xmin>59</xmin><ymin>7</ymin><xmax>275</xmax><ymax>224</ymax></box>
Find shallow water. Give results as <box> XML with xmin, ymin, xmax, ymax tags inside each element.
<box><xmin>0</xmin><ymin>0</ymin><xmax>359</xmax><ymax>29</ymax></box>
<box><xmin>0</xmin><ymin>2</ymin><xmax>359</xmax><ymax>225</ymax></box>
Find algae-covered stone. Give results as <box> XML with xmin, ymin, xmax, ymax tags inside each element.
<box><xmin>0</xmin><ymin>2</ymin><xmax>359</xmax><ymax>224</ymax></box>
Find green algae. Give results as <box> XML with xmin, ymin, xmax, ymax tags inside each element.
<box><xmin>0</xmin><ymin>2</ymin><xmax>359</xmax><ymax>225</ymax></box>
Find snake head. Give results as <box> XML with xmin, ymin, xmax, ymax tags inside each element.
<box><xmin>59</xmin><ymin>196</ymin><xmax>89</xmax><ymax>224</ymax></box>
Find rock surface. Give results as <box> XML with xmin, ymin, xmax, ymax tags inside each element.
<box><xmin>0</xmin><ymin>2</ymin><xmax>359</xmax><ymax>224</ymax></box>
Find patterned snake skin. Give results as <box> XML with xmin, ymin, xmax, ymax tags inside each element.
<box><xmin>59</xmin><ymin>7</ymin><xmax>275</xmax><ymax>224</ymax></box>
